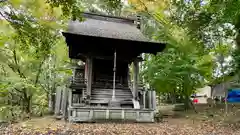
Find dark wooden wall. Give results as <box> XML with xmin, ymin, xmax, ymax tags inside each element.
<box><xmin>92</xmin><ymin>58</ymin><xmax>129</xmax><ymax>86</ymax></box>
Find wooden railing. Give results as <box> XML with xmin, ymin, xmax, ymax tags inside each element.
<box><xmin>71</xmin><ymin>77</ymin><xmax>87</xmax><ymax>84</ymax></box>
<box><xmin>69</xmin><ymin>77</ymin><xmax>87</xmax><ymax>89</ymax></box>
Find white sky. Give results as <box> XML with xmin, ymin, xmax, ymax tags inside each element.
<box><xmin>0</xmin><ymin>6</ymin><xmax>10</xmax><ymax>19</ymax></box>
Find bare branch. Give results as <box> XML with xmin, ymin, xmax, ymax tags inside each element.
<box><xmin>39</xmin><ymin>83</ymin><xmax>49</xmax><ymax>94</ymax></box>
<box><xmin>14</xmin><ymin>88</ymin><xmax>23</xmax><ymax>93</ymax></box>
<box><xmin>12</xmin><ymin>48</ymin><xmax>26</xmax><ymax>78</ymax></box>
<box><xmin>34</xmin><ymin>57</ymin><xmax>47</xmax><ymax>86</ymax></box>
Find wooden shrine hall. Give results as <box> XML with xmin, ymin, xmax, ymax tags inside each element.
<box><xmin>55</xmin><ymin>12</ymin><xmax>166</xmax><ymax>122</ymax></box>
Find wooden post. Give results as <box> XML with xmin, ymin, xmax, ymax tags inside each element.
<box><xmin>61</xmin><ymin>87</ymin><xmax>65</xmax><ymax>110</ymax></box>
<box><xmin>143</xmin><ymin>91</ymin><xmax>146</xmax><ymax>109</ymax></box>
<box><xmin>121</xmin><ymin>110</ymin><xmax>125</xmax><ymax>120</ymax></box>
<box><xmin>148</xmin><ymin>91</ymin><xmax>152</xmax><ymax>109</ymax></box>
<box><xmin>86</xmin><ymin>57</ymin><xmax>93</xmax><ymax>97</ymax></box>
<box><xmin>72</xmin><ymin>67</ymin><xmax>76</xmax><ymax>81</ymax></box>
<box><xmin>68</xmin><ymin>88</ymin><xmax>72</xmax><ymax>107</ymax></box>
<box><xmin>62</xmin><ymin>87</ymin><xmax>69</xmax><ymax>119</ymax></box>
<box><xmin>106</xmin><ymin>110</ymin><xmax>109</xmax><ymax>119</ymax></box>
<box><xmin>127</xmin><ymin>66</ymin><xmax>131</xmax><ymax>88</ymax></box>
<box><xmin>84</xmin><ymin>61</ymin><xmax>88</xmax><ymax>82</ymax></box>
<box><xmin>133</xmin><ymin>59</ymin><xmax>139</xmax><ymax>100</ymax></box>
<box><xmin>112</xmin><ymin>50</ymin><xmax>117</xmax><ymax>100</ymax></box>
<box><xmin>54</xmin><ymin>87</ymin><xmax>62</xmax><ymax>115</ymax></box>
<box><xmin>152</xmin><ymin>91</ymin><xmax>156</xmax><ymax>110</ymax></box>
<box><xmin>68</xmin><ymin>89</ymin><xmax>73</xmax><ymax>122</ymax></box>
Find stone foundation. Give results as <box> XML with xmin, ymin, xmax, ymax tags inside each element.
<box><xmin>68</xmin><ymin>107</ymin><xmax>154</xmax><ymax>122</ymax></box>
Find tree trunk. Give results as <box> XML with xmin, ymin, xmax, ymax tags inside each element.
<box><xmin>170</xmin><ymin>94</ymin><xmax>175</xmax><ymax>104</ymax></box>
<box><xmin>22</xmin><ymin>89</ymin><xmax>31</xmax><ymax>118</ymax></box>
<box><xmin>158</xmin><ymin>92</ymin><xmax>161</xmax><ymax>105</ymax></box>
<box><xmin>26</xmin><ymin>97</ymin><xmax>31</xmax><ymax>114</ymax></box>
<box><xmin>48</xmin><ymin>92</ymin><xmax>54</xmax><ymax>114</ymax></box>
<box><xmin>219</xmin><ymin>52</ymin><xmax>228</xmax><ymax>114</ymax></box>
<box><xmin>224</xmin><ymin>88</ymin><xmax>228</xmax><ymax>114</ymax></box>
<box><xmin>48</xmin><ymin>91</ymin><xmax>55</xmax><ymax>114</ymax></box>
<box><xmin>171</xmin><ymin>89</ymin><xmax>176</xmax><ymax>104</ymax></box>
<box><xmin>183</xmin><ymin>96</ymin><xmax>191</xmax><ymax>110</ymax></box>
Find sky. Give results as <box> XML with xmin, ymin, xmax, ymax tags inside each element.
<box><xmin>0</xmin><ymin>5</ymin><xmax>10</xmax><ymax>19</ymax></box>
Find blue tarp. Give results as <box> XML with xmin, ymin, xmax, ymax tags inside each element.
<box><xmin>227</xmin><ymin>89</ymin><xmax>240</xmax><ymax>103</ymax></box>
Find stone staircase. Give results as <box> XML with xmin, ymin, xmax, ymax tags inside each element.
<box><xmin>90</xmin><ymin>88</ymin><xmax>134</xmax><ymax>108</ymax></box>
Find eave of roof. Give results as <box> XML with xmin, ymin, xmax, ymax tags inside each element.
<box><xmin>62</xmin><ymin>12</ymin><xmax>166</xmax><ymax>56</ymax></box>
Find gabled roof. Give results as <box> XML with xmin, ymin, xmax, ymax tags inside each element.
<box><xmin>62</xmin><ymin>12</ymin><xmax>166</xmax><ymax>59</ymax></box>
<box><xmin>65</xmin><ymin>12</ymin><xmax>151</xmax><ymax>42</ymax></box>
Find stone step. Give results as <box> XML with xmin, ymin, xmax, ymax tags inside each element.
<box><xmin>90</xmin><ymin>99</ymin><xmax>109</xmax><ymax>104</ymax></box>
<box><xmin>90</xmin><ymin>99</ymin><xmax>133</xmax><ymax>104</ymax></box>
<box><xmin>93</xmin><ymin>88</ymin><xmax>132</xmax><ymax>91</ymax></box>
<box><xmin>92</xmin><ymin>91</ymin><xmax>132</xmax><ymax>95</ymax></box>
<box><xmin>91</xmin><ymin>88</ymin><xmax>133</xmax><ymax>105</ymax></box>
<box><xmin>92</xmin><ymin>86</ymin><xmax>129</xmax><ymax>89</ymax></box>
<box><xmin>92</xmin><ymin>90</ymin><xmax>132</xmax><ymax>94</ymax></box>
<box><xmin>91</xmin><ymin>97</ymin><xmax>132</xmax><ymax>100</ymax></box>
<box><xmin>91</xmin><ymin>97</ymin><xmax>133</xmax><ymax>100</ymax></box>
<box><xmin>91</xmin><ymin>91</ymin><xmax>132</xmax><ymax>95</ymax></box>
<box><xmin>91</xmin><ymin>94</ymin><xmax>133</xmax><ymax>98</ymax></box>
<box><xmin>90</xmin><ymin>99</ymin><xmax>133</xmax><ymax>105</ymax></box>
<box><xmin>91</xmin><ymin>94</ymin><xmax>132</xmax><ymax>97</ymax></box>
<box><xmin>91</xmin><ymin>93</ymin><xmax>132</xmax><ymax>96</ymax></box>
<box><xmin>92</xmin><ymin>93</ymin><xmax>133</xmax><ymax>96</ymax></box>
<box><xmin>91</xmin><ymin>92</ymin><xmax>132</xmax><ymax>95</ymax></box>
<box><xmin>91</xmin><ymin>96</ymin><xmax>133</xmax><ymax>100</ymax></box>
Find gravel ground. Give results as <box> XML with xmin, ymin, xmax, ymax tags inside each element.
<box><xmin>1</xmin><ymin>117</ymin><xmax>240</xmax><ymax>135</ymax></box>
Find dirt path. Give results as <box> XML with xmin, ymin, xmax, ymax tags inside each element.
<box><xmin>1</xmin><ymin>116</ymin><xmax>240</xmax><ymax>135</ymax></box>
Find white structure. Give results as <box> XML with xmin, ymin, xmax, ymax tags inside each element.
<box><xmin>193</xmin><ymin>86</ymin><xmax>212</xmax><ymax>104</ymax></box>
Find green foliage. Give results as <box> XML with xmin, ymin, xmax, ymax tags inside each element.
<box><xmin>0</xmin><ymin>0</ymin><xmax>71</xmax><ymax>121</ymax></box>
<box><xmin>0</xmin><ymin>0</ymin><xmax>128</xmax><ymax>122</ymax></box>
<box><xmin>135</xmin><ymin>0</ymin><xmax>235</xmax><ymax>108</ymax></box>
<box><xmin>46</xmin><ymin>0</ymin><xmax>84</xmax><ymax>20</ymax></box>
<box><xmin>81</xmin><ymin>0</ymin><xmax>124</xmax><ymax>16</ymax></box>
<box><xmin>171</xmin><ymin>0</ymin><xmax>240</xmax><ymax>74</ymax></box>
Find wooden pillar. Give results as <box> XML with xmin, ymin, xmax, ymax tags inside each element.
<box><xmin>143</xmin><ymin>91</ymin><xmax>146</xmax><ymax>109</ymax></box>
<box><xmin>55</xmin><ymin>87</ymin><xmax>62</xmax><ymax>115</ymax></box>
<box><xmin>68</xmin><ymin>88</ymin><xmax>72</xmax><ymax>107</ymax></box>
<box><xmin>84</xmin><ymin>62</ymin><xmax>88</xmax><ymax>81</ymax></box>
<box><xmin>68</xmin><ymin>88</ymin><xmax>72</xmax><ymax>122</ymax></box>
<box><xmin>86</xmin><ymin>57</ymin><xmax>93</xmax><ymax>97</ymax></box>
<box><xmin>152</xmin><ymin>91</ymin><xmax>156</xmax><ymax>110</ymax></box>
<box><xmin>72</xmin><ymin>67</ymin><xmax>76</xmax><ymax>81</ymax></box>
<box><xmin>148</xmin><ymin>91</ymin><xmax>152</xmax><ymax>109</ymax></box>
<box><xmin>127</xmin><ymin>65</ymin><xmax>131</xmax><ymax>87</ymax></box>
<box><xmin>133</xmin><ymin>59</ymin><xmax>139</xmax><ymax>99</ymax></box>
<box><xmin>112</xmin><ymin>50</ymin><xmax>117</xmax><ymax>100</ymax></box>
<box><xmin>62</xmin><ymin>87</ymin><xmax>69</xmax><ymax>119</ymax></box>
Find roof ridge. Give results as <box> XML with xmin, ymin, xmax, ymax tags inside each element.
<box><xmin>82</xmin><ymin>12</ymin><xmax>137</xmax><ymax>24</ymax></box>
